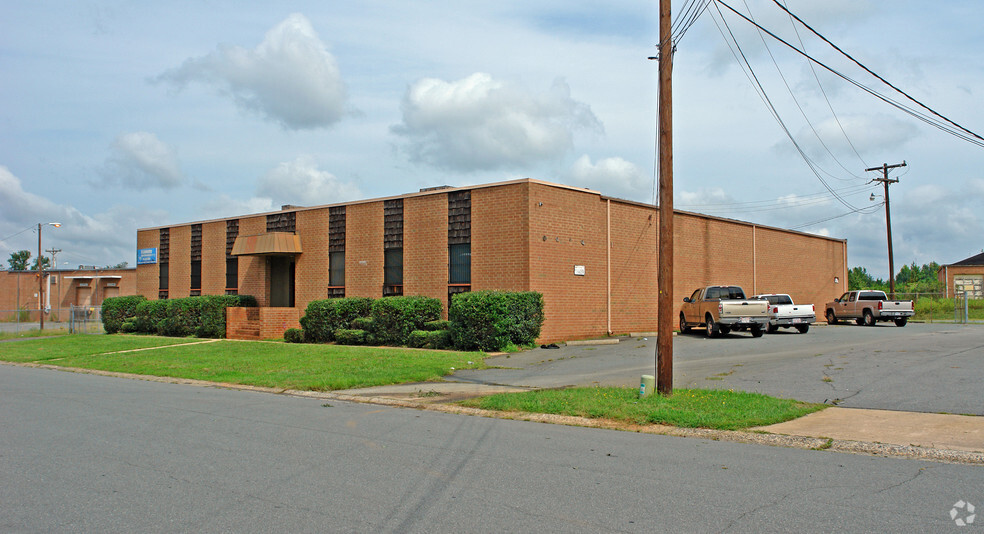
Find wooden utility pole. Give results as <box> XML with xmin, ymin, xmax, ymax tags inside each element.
<box><xmin>38</xmin><ymin>223</ymin><xmax>44</xmax><ymax>331</ymax></box>
<box><xmin>866</xmin><ymin>161</ymin><xmax>905</xmax><ymax>299</ymax></box>
<box><xmin>656</xmin><ymin>0</ymin><xmax>674</xmax><ymax>395</ymax></box>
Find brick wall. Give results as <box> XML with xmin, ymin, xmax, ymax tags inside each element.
<box><xmin>609</xmin><ymin>200</ymin><xmax>658</xmax><ymax>335</ymax></box>
<box><xmin>939</xmin><ymin>265</ymin><xmax>984</xmax><ymax>298</ymax></box>
<box><xmin>136</xmin><ymin>229</ymin><xmax>158</xmax><ymax>299</ymax></box>
<box><xmin>472</xmin><ymin>183</ymin><xmax>530</xmax><ymax>292</ymax></box>
<box><xmin>405</xmin><ymin>193</ymin><xmax>451</xmax><ymax>311</ymax></box>
<box><xmin>169</xmin><ymin>225</ymin><xmax>191</xmax><ymax>299</ymax></box>
<box><xmin>201</xmin><ymin>220</ymin><xmax>226</xmax><ymax>295</ymax></box>
<box><xmin>296</xmin><ymin>208</ymin><xmax>330</xmax><ymax>305</ymax></box>
<box><xmin>0</xmin><ymin>269</ymin><xmax>137</xmax><ymax>321</ymax></box>
<box><xmin>527</xmin><ymin>183</ymin><xmax>608</xmax><ymax>341</ymax></box>
<box><xmin>346</xmin><ymin>201</ymin><xmax>385</xmax><ymax>298</ymax></box>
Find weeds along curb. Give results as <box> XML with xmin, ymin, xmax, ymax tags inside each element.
<box><xmin>7</xmin><ymin>360</ymin><xmax>984</xmax><ymax>466</ymax></box>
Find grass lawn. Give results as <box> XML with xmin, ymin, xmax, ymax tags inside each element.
<box><xmin>459</xmin><ymin>387</ymin><xmax>825</xmax><ymax>430</ymax></box>
<box><xmin>0</xmin><ymin>327</ymin><xmax>73</xmax><ymax>341</ymax></box>
<box><xmin>0</xmin><ymin>335</ymin><xmax>486</xmax><ymax>391</ymax></box>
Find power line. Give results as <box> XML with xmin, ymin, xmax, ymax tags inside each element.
<box><xmin>713</xmin><ymin>0</ymin><xmax>984</xmax><ymax>148</ymax></box>
<box><xmin>769</xmin><ymin>0</ymin><xmax>984</xmax><ymax>144</ymax></box>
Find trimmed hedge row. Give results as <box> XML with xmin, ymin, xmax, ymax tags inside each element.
<box><xmin>299</xmin><ymin>297</ymin><xmax>373</xmax><ymax>343</ymax></box>
<box><xmin>294</xmin><ymin>291</ymin><xmax>543</xmax><ymax>352</ymax></box>
<box><xmin>449</xmin><ymin>291</ymin><xmax>544</xmax><ymax>351</ymax></box>
<box><xmin>109</xmin><ymin>295</ymin><xmax>257</xmax><ymax>338</ymax></box>
<box><xmin>101</xmin><ymin>295</ymin><xmax>147</xmax><ymax>334</ymax></box>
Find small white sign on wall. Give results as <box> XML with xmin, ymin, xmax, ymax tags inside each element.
<box><xmin>574</xmin><ymin>265</ymin><xmax>586</xmax><ymax>276</ymax></box>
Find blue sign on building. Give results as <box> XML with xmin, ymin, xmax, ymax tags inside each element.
<box><xmin>136</xmin><ymin>248</ymin><xmax>158</xmax><ymax>265</ymax></box>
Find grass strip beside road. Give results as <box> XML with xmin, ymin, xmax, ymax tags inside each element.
<box><xmin>459</xmin><ymin>387</ymin><xmax>825</xmax><ymax>430</ymax></box>
<box><xmin>0</xmin><ymin>335</ymin><xmax>203</xmax><ymax>361</ymax></box>
<box><xmin>0</xmin><ymin>335</ymin><xmax>487</xmax><ymax>391</ymax></box>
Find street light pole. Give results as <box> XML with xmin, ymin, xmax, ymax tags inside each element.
<box><xmin>37</xmin><ymin>222</ymin><xmax>61</xmax><ymax>331</ymax></box>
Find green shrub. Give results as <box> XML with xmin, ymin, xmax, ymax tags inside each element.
<box><xmin>299</xmin><ymin>297</ymin><xmax>373</xmax><ymax>343</ymax></box>
<box><xmin>159</xmin><ymin>298</ymin><xmax>201</xmax><ymax>337</ymax></box>
<box><xmin>449</xmin><ymin>291</ymin><xmax>544</xmax><ymax>351</ymax></box>
<box><xmin>408</xmin><ymin>329</ymin><xmax>452</xmax><ymax>349</ymax></box>
<box><xmin>120</xmin><ymin>317</ymin><xmax>138</xmax><ymax>333</ymax></box>
<box><xmin>370</xmin><ymin>296</ymin><xmax>443</xmax><ymax>346</ymax></box>
<box><xmin>335</xmin><ymin>328</ymin><xmax>369</xmax><ymax>345</ymax></box>
<box><xmin>424</xmin><ymin>319</ymin><xmax>451</xmax><ymax>332</ymax></box>
<box><xmin>101</xmin><ymin>295</ymin><xmax>147</xmax><ymax>334</ymax></box>
<box><xmin>351</xmin><ymin>316</ymin><xmax>375</xmax><ymax>331</ymax></box>
<box><xmin>284</xmin><ymin>328</ymin><xmax>304</xmax><ymax>343</ymax></box>
<box><xmin>195</xmin><ymin>295</ymin><xmax>255</xmax><ymax>338</ymax></box>
<box><xmin>134</xmin><ymin>299</ymin><xmax>169</xmax><ymax>334</ymax></box>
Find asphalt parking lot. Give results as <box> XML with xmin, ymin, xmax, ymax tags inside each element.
<box><xmin>448</xmin><ymin>322</ymin><xmax>984</xmax><ymax>416</ymax></box>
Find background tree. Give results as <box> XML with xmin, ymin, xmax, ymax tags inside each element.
<box><xmin>30</xmin><ymin>256</ymin><xmax>52</xmax><ymax>271</ymax></box>
<box><xmin>7</xmin><ymin>250</ymin><xmax>31</xmax><ymax>270</ymax></box>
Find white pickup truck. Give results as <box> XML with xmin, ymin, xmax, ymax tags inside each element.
<box><xmin>680</xmin><ymin>285</ymin><xmax>770</xmax><ymax>338</ymax></box>
<box><xmin>824</xmin><ymin>290</ymin><xmax>914</xmax><ymax>327</ymax></box>
<box><xmin>751</xmin><ymin>293</ymin><xmax>815</xmax><ymax>334</ymax></box>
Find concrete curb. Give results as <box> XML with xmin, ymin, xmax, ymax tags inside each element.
<box><xmin>7</xmin><ymin>361</ymin><xmax>983</xmax><ymax>465</ymax></box>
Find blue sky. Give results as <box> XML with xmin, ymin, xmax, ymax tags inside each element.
<box><xmin>2</xmin><ymin>1</ymin><xmax>982</xmax><ymax>278</ymax></box>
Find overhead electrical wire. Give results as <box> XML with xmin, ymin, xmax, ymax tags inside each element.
<box><xmin>714</xmin><ymin>0</ymin><xmax>984</xmax><ymax>148</ymax></box>
<box><xmin>769</xmin><ymin>0</ymin><xmax>984</xmax><ymax>145</ymax></box>
<box><xmin>779</xmin><ymin>0</ymin><xmax>868</xmax><ymax>169</ymax></box>
<box><xmin>740</xmin><ymin>0</ymin><xmax>864</xmax><ymax>181</ymax></box>
<box><xmin>708</xmin><ymin>1</ymin><xmax>865</xmax><ymax>213</ymax></box>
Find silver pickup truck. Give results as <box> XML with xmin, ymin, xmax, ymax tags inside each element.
<box><xmin>680</xmin><ymin>285</ymin><xmax>770</xmax><ymax>338</ymax></box>
<box><xmin>824</xmin><ymin>290</ymin><xmax>914</xmax><ymax>327</ymax></box>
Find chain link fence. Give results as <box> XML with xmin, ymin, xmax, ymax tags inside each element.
<box><xmin>0</xmin><ymin>306</ymin><xmax>104</xmax><ymax>335</ymax></box>
<box><xmin>891</xmin><ymin>292</ymin><xmax>983</xmax><ymax>323</ymax></box>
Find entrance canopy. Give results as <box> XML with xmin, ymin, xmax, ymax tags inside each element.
<box><xmin>231</xmin><ymin>233</ymin><xmax>302</xmax><ymax>256</ymax></box>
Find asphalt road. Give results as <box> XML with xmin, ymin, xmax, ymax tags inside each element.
<box><xmin>2</xmin><ymin>363</ymin><xmax>981</xmax><ymax>532</ymax></box>
<box><xmin>452</xmin><ymin>322</ymin><xmax>984</xmax><ymax>416</ymax></box>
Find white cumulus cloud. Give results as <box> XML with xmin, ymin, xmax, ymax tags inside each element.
<box><xmin>155</xmin><ymin>13</ymin><xmax>347</xmax><ymax>130</ymax></box>
<box><xmin>98</xmin><ymin>132</ymin><xmax>185</xmax><ymax>190</ymax></box>
<box><xmin>256</xmin><ymin>156</ymin><xmax>361</xmax><ymax>207</ymax></box>
<box><xmin>392</xmin><ymin>73</ymin><xmax>602</xmax><ymax>172</ymax></box>
<box><xmin>568</xmin><ymin>155</ymin><xmax>650</xmax><ymax>201</ymax></box>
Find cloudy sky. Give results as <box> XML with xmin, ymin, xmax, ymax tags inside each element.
<box><xmin>2</xmin><ymin>1</ymin><xmax>982</xmax><ymax>278</ymax></box>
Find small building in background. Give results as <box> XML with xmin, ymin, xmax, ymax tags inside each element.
<box><xmin>0</xmin><ymin>267</ymin><xmax>137</xmax><ymax>323</ymax></box>
<box><xmin>938</xmin><ymin>252</ymin><xmax>984</xmax><ymax>298</ymax></box>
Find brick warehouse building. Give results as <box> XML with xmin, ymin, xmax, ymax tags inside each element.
<box><xmin>134</xmin><ymin>179</ymin><xmax>848</xmax><ymax>342</ymax></box>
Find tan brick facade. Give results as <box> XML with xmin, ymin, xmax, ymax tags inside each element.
<box><xmin>136</xmin><ymin>179</ymin><xmax>848</xmax><ymax>342</ymax></box>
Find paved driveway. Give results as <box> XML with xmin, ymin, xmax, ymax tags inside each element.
<box><xmin>449</xmin><ymin>323</ymin><xmax>984</xmax><ymax>415</ymax></box>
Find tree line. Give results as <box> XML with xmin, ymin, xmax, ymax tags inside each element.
<box><xmin>4</xmin><ymin>250</ymin><xmax>128</xmax><ymax>271</ymax></box>
<box><xmin>848</xmin><ymin>262</ymin><xmax>943</xmax><ymax>293</ymax></box>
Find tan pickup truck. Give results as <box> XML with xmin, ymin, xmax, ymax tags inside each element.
<box><xmin>824</xmin><ymin>290</ymin><xmax>914</xmax><ymax>327</ymax></box>
<box><xmin>680</xmin><ymin>285</ymin><xmax>770</xmax><ymax>338</ymax></box>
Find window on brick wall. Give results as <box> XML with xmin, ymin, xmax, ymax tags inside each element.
<box><xmin>226</xmin><ymin>219</ymin><xmax>238</xmax><ymax>295</ymax></box>
<box><xmin>448</xmin><ymin>190</ymin><xmax>471</xmax><ymax>302</ymax></box>
<box><xmin>190</xmin><ymin>224</ymin><xmax>202</xmax><ymax>296</ymax></box>
<box><xmin>159</xmin><ymin>263</ymin><xmax>169</xmax><ymax>300</ymax></box>
<box><xmin>328</xmin><ymin>207</ymin><xmax>345</xmax><ymax>298</ymax></box>
<box><xmin>383</xmin><ymin>200</ymin><xmax>403</xmax><ymax>297</ymax></box>
<box><xmin>159</xmin><ymin>228</ymin><xmax>169</xmax><ymax>299</ymax></box>
<box><xmin>449</xmin><ymin>243</ymin><xmax>470</xmax><ymax>284</ymax></box>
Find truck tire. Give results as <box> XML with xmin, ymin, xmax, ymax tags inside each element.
<box><xmin>894</xmin><ymin>317</ymin><xmax>908</xmax><ymax>327</ymax></box>
<box><xmin>863</xmin><ymin>310</ymin><xmax>876</xmax><ymax>326</ymax></box>
<box><xmin>825</xmin><ymin>309</ymin><xmax>838</xmax><ymax>325</ymax></box>
<box><xmin>796</xmin><ymin>324</ymin><xmax>810</xmax><ymax>334</ymax></box>
<box><xmin>705</xmin><ymin>315</ymin><xmax>719</xmax><ymax>338</ymax></box>
<box><xmin>766</xmin><ymin>324</ymin><xmax>778</xmax><ymax>334</ymax></box>
<box><xmin>751</xmin><ymin>326</ymin><xmax>764</xmax><ymax>337</ymax></box>
<box><xmin>679</xmin><ymin>313</ymin><xmax>691</xmax><ymax>334</ymax></box>
<box><xmin>855</xmin><ymin>318</ymin><xmax>865</xmax><ymax>326</ymax></box>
